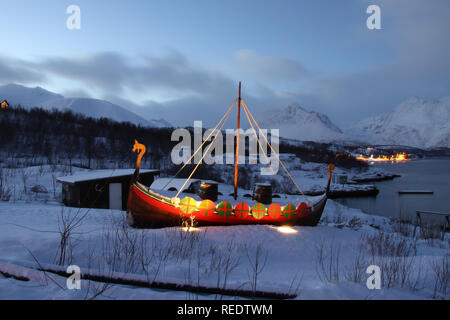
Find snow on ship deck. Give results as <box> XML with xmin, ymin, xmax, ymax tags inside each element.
<box><xmin>145</xmin><ymin>178</ymin><xmax>324</xmax><ymax>207</ymax></box>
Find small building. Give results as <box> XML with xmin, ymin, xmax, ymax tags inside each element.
<box><xmin>332</xmin><ymin>173</ymin><xmax>348</xmax><ymax>185</ymax></box>
<box><xmin>57</xmin><ymin>169</ymin><xmax>160</xmax><ymax>210</ymax></box>
<box><xmin>1</xmin><ymin>100</ymin><xmax>9</xmax><ymax>109</ymax></box>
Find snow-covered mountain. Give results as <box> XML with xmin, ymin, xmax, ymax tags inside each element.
<box><xmin>0</xmin><ymin>83</ymin><xmax>64</xmax><ymax>106</ymax></box>
<box><xmin>346</xmin><ymin>97</ymin><xmax>450</xmax><ymax>149</ymax></box>
<box><xmin>258</xmin><ymin>104</ymin><xmax>344</xmax><ymax>142</ymax></box>
<box><xmin>0</xmin><ymin>84</ymin><xmax>171</xmax><ymax>128</ymax></box>
<box><xmin>39</xmin><ymin>98</ymin><xmax>152</xmax><ymax>127</ymax></box>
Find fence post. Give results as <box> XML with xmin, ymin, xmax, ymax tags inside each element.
<box><xmin>413</xmin><ymin>211</ymin><xmax>421</xmax><ymax>238</ymax></box>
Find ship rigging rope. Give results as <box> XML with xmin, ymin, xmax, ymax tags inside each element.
<box><xmin>174</xmin><ymin>102</ymin><xmax>236</xmax><ymax>199</ymax></box>
<box><xmin>241</xmin><ymin>104</ymin><xmax>276</xmax><ymax>176</ymax></box>
<box><xmin>162</xmin><ymin>99</ymin><xmax>238</xmax><ymax>190</ymax></box>
<box><xmin>241</xmin><ymin>99</ymin><xmax>311</xmax><ymax>206</ymax></box>
<box><xmin>169</xmin><ymin>97</ymin><xmax>311</xmax><ymax>205</ymax></box>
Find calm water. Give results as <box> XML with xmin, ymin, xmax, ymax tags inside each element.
<box><xmin>336</xmin><ymin>157</ymin><xmax>450</xmax><ymax>224</ymax></box>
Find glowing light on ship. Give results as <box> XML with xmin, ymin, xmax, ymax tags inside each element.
<box><xmin>181</xmin><ymin>226</ymin><xmax>201</xmax><ymax>232</ymax></box>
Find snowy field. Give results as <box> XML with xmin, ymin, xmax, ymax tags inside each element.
<box><xmin>0</xmin><ymin>165</ymin><xmax>448</xmax><ymax>300</ymax></box>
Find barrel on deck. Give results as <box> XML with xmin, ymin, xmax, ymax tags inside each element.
<box><xmin>197</xmin><ymin>181</ymin><xmax>219</xmax><ymax>201</ymax></box>
<box><xmin>252</xmin><ymin>183</ymin><xmax>272</xmax><ymax>204</ymax></box>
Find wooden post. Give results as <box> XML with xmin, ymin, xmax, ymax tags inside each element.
<box><xmin>413</xmin><ymin>211</ymin><xmax>421</xmax><ymax>238</ymax></box>
<box><xmin>234</xmin><ymin>82</ymin><xmax>241</xmax><ymax>200</ymax></box>
<box><xmin>326</xmin><ymin>164</ymin><xmax>335</xmax><ymax>194</ymax></box>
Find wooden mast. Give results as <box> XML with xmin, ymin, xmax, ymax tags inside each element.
<box><xmin>233</xmin><ymin>82</ymin><xmax>241</xmax><ymax>200</ymax></box>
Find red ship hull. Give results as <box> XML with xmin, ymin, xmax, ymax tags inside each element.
<box><xmin>126</xmin><ymin>182</ymin><xmax>328</xmax><ymax>228</ymax></box>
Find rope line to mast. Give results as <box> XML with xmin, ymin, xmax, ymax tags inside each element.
<box><xmin>174</xmin><ymin>102</ymin><xmax>236</xmax><ymax>199</ymax></box>
<box><xmin>242</xmin><ymin>100</ymin><xmax>311</xmax><ymax>205</ymax></box>
<box><xmin>162</xmin><ymin>99</ymin><xmax>237</xmax><ymax>190</ymax></box>
<box><xmin>241</xmin><ymin>104</ymin><xmax>276</xmax><ymax>176</ymax></box>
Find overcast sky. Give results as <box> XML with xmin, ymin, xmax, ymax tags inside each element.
<box><xmin>0</xmin><ymin>0</ymin><xmax>449</xmax><ymax>127</ymax></box>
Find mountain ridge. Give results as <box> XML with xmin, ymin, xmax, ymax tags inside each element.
<box><xmin>0</xmin><ymin>83</ymin><xmax>172</xmax><ymax>128</ymax></box>
<box><xmin>346</xmin><ymin>96</ymin><xmax>450</xmax><ymax>149</ymax></box>
<box><xmin>2</xmin><ymin>83</ymin><xmax>448</xmax><ymax>149</ymax></box>
<box><xmin>258</xmin><ymin>103</ymin><xmax>344</xmax><ymax>143</ymax></box>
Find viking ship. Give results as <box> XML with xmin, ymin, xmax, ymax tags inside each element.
<box><xmin>126</xmin><ymin>82</ymin><xmax>335</xmax><ymax>228</ymax></box>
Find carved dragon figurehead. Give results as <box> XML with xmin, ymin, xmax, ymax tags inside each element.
<box><xmin>132</xmin><ymin>139</ymin><xmax>146</xmax><ymax>179</ymax></box>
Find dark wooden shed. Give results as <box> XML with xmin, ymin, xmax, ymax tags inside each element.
<box><xmin>57</xmin><ymin>169</ymin><xmax>160</xmax><ymax>210</ymax></box>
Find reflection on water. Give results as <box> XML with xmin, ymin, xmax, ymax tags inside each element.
<box><xmin>335</xmin><ymin>157</ymin><xmax>450</xmax><ymax>225</ymax></box>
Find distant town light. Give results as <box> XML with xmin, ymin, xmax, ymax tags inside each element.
<box><xmin>356</xmin><ymin>152</ymin><xmax>409</xmax><ymax>163</ymax></box>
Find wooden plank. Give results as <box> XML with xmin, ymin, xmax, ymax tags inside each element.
<box><xmin>0</xmin><ymin>260</ymin><xmax>296</xmax><ymax>300</ymax></box>
<box><xmin>416</xmin><ymin>210</ymin><xmax>450</xmax><ymax>217</ymax></box>
<box><xmin>398</xmin><ymin>190</ymin><xmax>433</xmax><ymax>194</ymax></box>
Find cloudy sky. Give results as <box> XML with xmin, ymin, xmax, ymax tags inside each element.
<box><xmin>0</xmin><ymin>0</ymin><xmax>449</xmax><ymax>127</ymax></box>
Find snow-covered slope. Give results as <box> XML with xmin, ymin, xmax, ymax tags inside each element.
<box><xmin>258</xmin><ymin>104</ymin><xmax>344</xmax><ymax>142</ymax></box>
<box><xmin>0</xmin><ymin>164</ymin><xmax>448</xmax><ymax>300</ymax></box>
<box><xmin>39</xmin><ymin>98</ymin><xmax>152</xmax><ymax>126</ymax></box>
<box><xmin>0</xmin><ymin>83</ymin><xmax>63</xmax><ymax>107</ymax></box>
<box><xmin>346</xmin><ymin>97</ymin><xmax>450</xmax><ymax>149</ymax></box>
<box><xmin>0</xmin><ymin>84</ymin><xmax>171</xmax><ymax>128</ymax></box>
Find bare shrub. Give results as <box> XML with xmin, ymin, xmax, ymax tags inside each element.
<box><xmin>139</xmin><ymin>233</ymin><xmax>162</xmax><ymax>284</ymax></box>
<box><xmin>0</xmin><ymin>168</ymin><xmax>12</xmax><ymax>201</ymax></box>
<box><xmin>20</xmin><ymin>168</ymin><xmax>29</xmax><ymax>195</ymax></box>
<box><xmin>346</xmin><ymin>217</ymin><xmax>363</xmax><ymax>231</ymax></box>
<box><xmin>360</xmin><ymin>232</ymin><xmax>421</xmax><ymax>290</ymax></box>
<box><xmin>219</xmin><ymin>240</ymin><xmax>241</xmax><ymax>291</ymax></box>
<box><xmin>101</xmin><ymin>219</ymin><xmax>143</xmax><ymax>274</ymax></box>
<box><xmin>164</xmin><ymin>227</ymin><xmax>203</xmax><ymax>263</ymax></box>
<box><xmin>180</xmin><ymin>233</ymin><xmax>242</xmax><ymax>299</ymax></box>
<box><xmin>315</xmin><ymin>237</ymin><xmax>341</xmax><ymax>283</ymax></box>
<box><xmin>84</xmin><ymin>280</ymin><xmax>112</xmax><ymax>300</ymax></box>
<box><xmin>418</xmin><ymin>221</ymin><xmax>445</xmax><ymax>243</ymax></box>
<box><xmin>331</xmin><ymin>204</ymin><xmax>345</xmax><ymax>225</ymax></box>
<box><xmin>84</xmin><ymin>242</ymin><xmax>114</xmax><ymax>300</ymax></box>
<box><xmin>143</xmin><ymin>233</ymin><xmax>173</xmax><ymax>283</ymax></box>
<box><xmin>98</xmin><ymin>221</ymin><xmax>245</xmax><ymax>295</ymax></box>
<box><xmin>363</xmin><ymin>232</ymin><xmax>417</xmax><ymax>259</ymax></box>
<box><xmin>344</xmin><ymin>239</ymin><xmax>367</xmax><ymax>284</ymax></box>
<box><xmin>245</xmin><ymin>243</ymin><xmax>268</xmax><ymax>294</ymax></box>
<box><xmin>431</xmin><ymin>255</ymin><xmax>449</xmax><ymax>299</ymax></box>
<box><xmin>391</xmin><ymin>212</ymin><xmax>415</xmax><ymax>238</ymax></box>
<box><xmin>54</xmin><ymin>208</ymin><xmax>89</xmax><ymax>266</ymax></box>
<box><xmin>287</xmin><ymin>269</ymin><xmax>304</xmax><ymax>297</ymax></box>
<box><xmin>51</xmin><ymin>172</ymin><xmax>58</xmax><ymax>199</ymax></box>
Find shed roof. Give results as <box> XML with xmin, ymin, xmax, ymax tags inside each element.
<box><xmin>57</xmin><ymin>169</ymin><xmax>160</xmax><ymax>185</ymax></box>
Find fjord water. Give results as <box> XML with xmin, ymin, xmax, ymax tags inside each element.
<box><xmin>336</xmin><ymin>157</ymin><xmax>450</xmax><ymax>224</ymax></box>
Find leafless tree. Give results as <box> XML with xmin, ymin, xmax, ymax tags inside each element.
<box><xmin>431</xmin><ymin>254</ymin><xmax>449</xmax><ymax>299</ymax></box>
<box><xmin>315</xmin><ymin>237</ymin><xmax>341</xmax><ymax>283</ymax></box>
<box><xmin>55</xmin><ymin>208</ymin><xmax>89</xmax><ymax>266</ymax></box>
<box><xmin>245</xmin><ymin>243</ymin><xmax>268</xmax><ymax>294</ymax></box>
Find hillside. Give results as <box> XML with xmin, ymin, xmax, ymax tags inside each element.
<box><xmin>258</xmin><ymin>104</ymin><xmax>344</xmax><ymax>143</ymax></box>
<box><xmin>0</xmin><ymin>83</ymin><xmax>171</xmax><ymax>128</ymax></box>
<box><xmin>346</xmin><ymin>97</ymin><xmax>450</xmax><ymax>149</ymax></box>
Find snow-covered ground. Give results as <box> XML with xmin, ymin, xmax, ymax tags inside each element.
<box><xmin>0</xmin><ymin>165</ymin><xmax>448</xmax><ymax>300</ymax></box>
